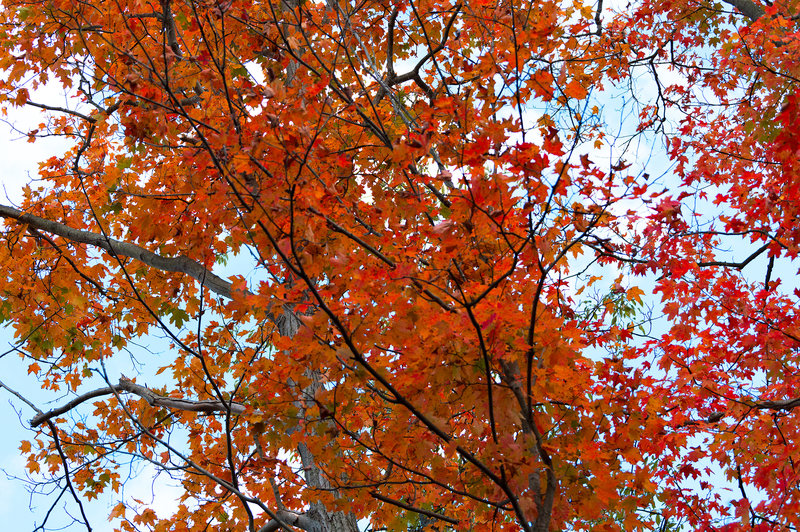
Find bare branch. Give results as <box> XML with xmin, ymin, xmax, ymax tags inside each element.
<box><xmin>45</xmin><ymin>419</ymin><xmax>93</xmax><ymax>531</ymax></box>
<box><xmin>697</xmin><ymin>242</ymin><xmax>771</xmax><ymax>269</ymax></box>
<box><xmin>755</xmin><ymin>397</ymin><xmax>800</xmax><ymax>411</ymax></box>
<box><xmin>30</xmin><ymin>377</ymin><xmax>245</xmax><ymax>427</ymax></box>
<box><xmin>0</xmin><ymin>377</ymin><xmax>44</xmax><ymax>416</ymax></box>
<box><xmin>25</xmin><ymin>101</ymin><xmax>96</xmax><ymax>123</ymax></box>
<box><xmin>370</xmin><ymin>490</ymin><xmax>459</xmax><ymax>525</ymax></box>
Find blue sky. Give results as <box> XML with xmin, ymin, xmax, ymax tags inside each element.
<box><xmin>0</xmin><ymin>95</ymin><xmax>182</xmax><ymax>530</ymax></box>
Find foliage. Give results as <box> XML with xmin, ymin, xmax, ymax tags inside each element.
<box><xmin>0</xmin><ymin>0</ymin><xmax>799</xmax><ymax>529</ymax></box>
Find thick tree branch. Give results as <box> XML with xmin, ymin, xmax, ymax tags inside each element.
<box><xmin>755</xmin><ymin>397</ymin><xmax>800</xmax><ymax>411</ymax></box>
<box><xmin>161</xmin><ymin>0</ymin><xmax>183</xmax><ymax>58</ymax></box>
<box><xmin>720</xmin><ymin>0</ymin><xmax>765</xmax><ymax>22</ymax></box>
<box><xmin>0</xmin><ymin>204</ymin><xmax>237</xmax><ymax>299</ymax></box>
<box><xmin>30</xmin><ymin>377</ymin><xmax>245</xmax><ymax>427</ymax></box>
<box><xmin>25</xmin><ymin>100</ymin><xmax>97</xmax><ymax>123</ymax></box>
<box><xmin>257</xmin><ymin>510</ymin><xmax>316</xmax><ymax>532</ymax></box>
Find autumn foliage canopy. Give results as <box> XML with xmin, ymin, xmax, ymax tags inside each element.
<box><xmin>1</xmin><ymin>0</ymin><xmax>800</xmax><ymax>529</ymax></box>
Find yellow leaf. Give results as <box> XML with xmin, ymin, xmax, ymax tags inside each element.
<box><xmin>626</xmin><ymin>286</ymin><xmax>645</xmax><ymax>304</ymax></box>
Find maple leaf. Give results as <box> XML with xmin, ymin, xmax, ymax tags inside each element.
<box><xmin>1</xmin><ymin>0</ymin><xmax>800</xmax><ymax>530</ymax></box>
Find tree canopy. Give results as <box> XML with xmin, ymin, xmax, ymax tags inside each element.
<box><xmin>1</xmin><ymin>0</ymin><xmax>799</xmax><ymax>529</ymax></box>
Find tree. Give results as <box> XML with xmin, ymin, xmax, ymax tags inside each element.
<box><xmin>0</xmin><ymin>0</ymin><xmax>798</xmax><ymax>529</ymax></box>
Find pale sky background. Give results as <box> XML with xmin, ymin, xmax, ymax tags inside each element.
<box><xmin>1</xmin><ymin>85</ymin><xmax>74</xmax><ymax>528</ymax></box>
<box><xmin>0</xmin><ymin>86</ymin><xmax>189</xmax><ymax>529</ymax></box>
<box><xmin>0</xmin><ymin>91</ymin><xmax>110</xmax><ymax>529</ymax></box>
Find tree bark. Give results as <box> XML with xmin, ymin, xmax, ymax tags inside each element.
<box><xmin>720</xmin><ymin>0</ymin><xmax>765</xmax><ymax>22</ymax></box>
